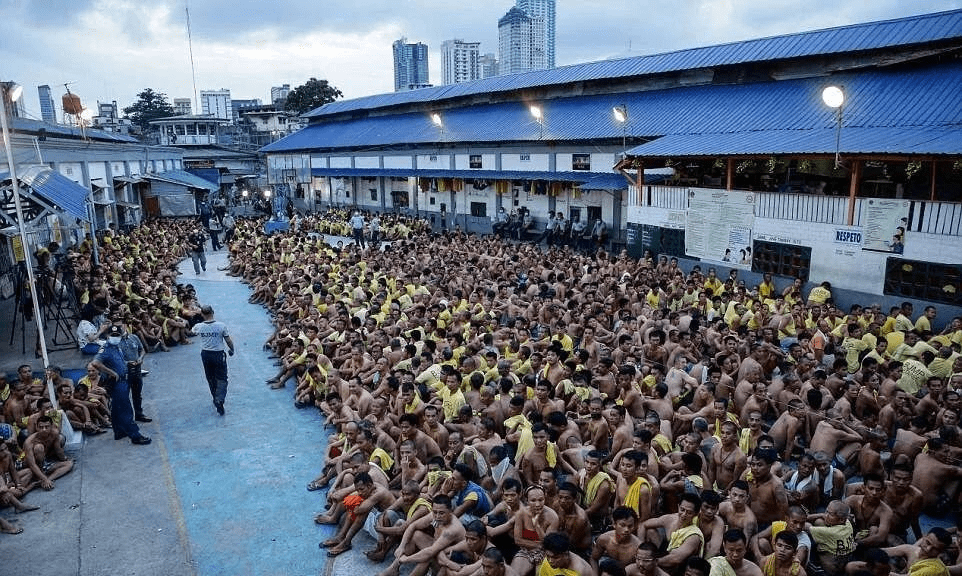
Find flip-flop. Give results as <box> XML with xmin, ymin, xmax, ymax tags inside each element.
<box><xmin>306</xmin><ymin>481</ymin><xmax>324</xmax><ymax>492</ymax></box>
<box><xmin>327</xmin><ymin>544</ymin><xmax>351</xmax><ymax>557</ymax></box>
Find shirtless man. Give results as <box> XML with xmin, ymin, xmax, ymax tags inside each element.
<box><xmin>883</xmin><ymin>464</ymin><xmax>923</xmax><ymax>544</ymax></box>
<box><xmin>747</xmin><ymin>449</ymin><xmax>788</xmax><ymax>528</ymax></box>
<box><xmin>366</xmin><ymin>480</ymin><xmax>431</xmax><ymax>562</ymax></box>
<box><xmin>844</xmin><ymin>473</ymin><xmax>893</xmax><ymax>548</ymax></box>
<box><xmin>882</xmin><ymin>528</ymin><xmax>953</xmax><ymax>576</ymax></box>
<box><xmin>22</xmin><ymin>415</ymin><xmax>74</xmax><ymax>491</ymax></box>
<box><xmin>768</xmin><ymin>400</ymin><xmax>806</xmax><ymax>463</ymax></box>
<box><xmin>640</xmin><ymin>492</ymin><xmax>704</xmax><ymax>571</ymax></box>
<box><xmin>579</xmin><ymin>450</ymin><xmax>614</xmax><ymax>532</ymax></box>
<box><xmin>710</xmin><ymin>529</ymin><xmax>763</xmax><ymax>576</ymax></box>
<box><xmin>912</xmin><ymin>438</ymin><xmax>962</xmax><ymax>514</ymax></box>
<box><xmin>609</xmin><ymin>449</ymin><xmax>654</xmax><ymax>525</ymax></box>
<box><xmin>710</xmin><ymin>421</ymin><xmax>747</xmax><ymax>493</ymax></box>
<box><xmin>698</xmin><ymin>490</ymin><xmax>727</xmax><ymax>559</ymax></box>
<box><xmin>320</xmin><ymin>470</ymin><xmax>395</xmax><ymax>557</ymax></box>
<box><xmin>538</xmin><ymin>532</ymin><xmax>594</xmax><ymax>576</ymax></box>
<box><xmin>379</xmin><ymin>494</ymin><xmax>465</xmax><ymax>576</ymax></box>
<box><xmin>626</xmin><ymin>542</ymin><xmax>670</xmax><ymax>576</ymax></box>
<box><xmin>809</xmin><ymin>411</ymin><xmax>863</xmax><ymax>469</ymax></box>
<box><xmin>553</xmin><ymin>481</ymin><xmax>592</xmax><ymax>554</ymax></box>
<box><xmin>758</xmin><ymin>532</ymin><xmax>807</xmax><ymax>576</ymax></box>
<box><xmin>719</xmin><ymin>480</ymin><xmax>757</xmax><ymax>544</ymax></box>
<box><xmin>592</xmin><ymin>506</ymin><xmax>640</xmax><ymax>571</ymax></box>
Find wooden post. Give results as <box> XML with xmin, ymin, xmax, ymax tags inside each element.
<box><xmin>847</xmin><ymin>160</ymin><xmax>861</xmax><ymax>226</ymax></box>
<box><xmin>930</xmin><ymin>161</ymin><xmax>938</xmax><ymax>201</ymax></box>
<box><xmin>726</xmin><ymin>158</ymin><xmax>734</xmax><ymax>190</ymax></box>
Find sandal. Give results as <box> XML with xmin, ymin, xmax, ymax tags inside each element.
<box><xmin>306</xmin><ymin>481</ymin><xmax>325</xmax><ymax>492</ymax></box>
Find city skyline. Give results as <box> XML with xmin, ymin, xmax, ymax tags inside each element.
<box><xmin>2</xmin><ymin>1</ymin><xmax>960</xmax><ymax>122</ymax></box>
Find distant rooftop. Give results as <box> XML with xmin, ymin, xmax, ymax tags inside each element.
<box><xmin>307</xmin><ymin>8</ymin><xmax>962</xmax><ymax>118</ymax></box>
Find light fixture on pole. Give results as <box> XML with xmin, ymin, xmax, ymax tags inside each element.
<box><xmin>529</xmin><ymin>104</ymin><xmax>544</xmax><ymax>139</ymax></box>
<box><xmin>0</xmin><ymin>81</ymin><xmax>50</xmax><ymax>368</ymax></box>
<box><xmin>613</xmin><ymin>105</ymin><xmax>629</xmax><ymax>152</ymax></box>
<box><xmin>821</xmin><ymin>85</ymin><xmax>845</xmax><ymax>168</ymax></box>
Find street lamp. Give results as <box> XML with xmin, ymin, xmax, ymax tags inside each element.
<box><xmin>613</xmin><ymin>105</ymin><xmax>628</xmax><ymax>152</ymax></box>
<box><xmin>0</xmin><ymin>81</ymin><xmax>50</xmax><ymax>367</ymax></box>
<box><xmin>529</xmin><ymin>105</ymin><xmax>544</xmax><ymax>139</ymax></box>
<box><xmin>821</xmin><ymin>86</ymin><xmax>845</xmax><ymax>168</ymax></box>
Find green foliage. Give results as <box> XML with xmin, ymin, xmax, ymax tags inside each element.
<box><xmin>123</xmin><ymin>88</ymin><xmax>176</xmax><ymax>133</ymax></box>
<box><xmin>283</xmin><ymin>78</ymin><xmax>343</xmax><ymax>115</ymax></box>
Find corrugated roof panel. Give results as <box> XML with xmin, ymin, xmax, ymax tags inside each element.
<box><xmin>625</xmin><ymin>126</ymin><xmax>962</xmax><ymax>157</ymax></box>
<box><xmin>17</xmin><ymin>167</ymin><xmax>90</xmax><ymax>220</ymax></box>
<box><xmin>266</xmin><ymin>61</ymin><xmax>962</xmax><ymax>155</ymax></box>
<box><xmin>144</xmin><ymin>169</ymin><xmax>218</xmax><ymax>191</ymax></box>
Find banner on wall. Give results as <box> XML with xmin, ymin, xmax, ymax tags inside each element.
<box><xmin>685</xmin><ymin>188</ymin><xmax>756</xmax><ymax>267</ymax></box>
<box><xmin>861</xmin><ymin>199</ymin><xmax>909</xmax><ymax>253</ymax></box>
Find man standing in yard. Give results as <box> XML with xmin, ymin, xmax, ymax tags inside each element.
<box><xmin>191</xmin><ymin>305</ymin><xmax>235</xmax><ymax>415</ymax></box>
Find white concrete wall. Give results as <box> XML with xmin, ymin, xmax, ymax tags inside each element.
<box><xmin>628</xmin><ymin>203</ymin><xmax>962</xmax><ymax>296</ymax></box>
<box><xmin>501</xmin><ymin>152</ymin><xmax>549</xmax><ymax>171</ymax></box>
<box><xmin>329</xmin><ymin>157</ymin><xmax>352</xmax><ymax>169</ymax></box>
<box><xmin>355</xmin><ymin>156</ymin><xmax>380</xmax><ymax>169</ymax></box>
<box><xmin>417</xmin><ymin>154</ymin><xmax>451</xmax><ymax>169</ymax></box>
<box><xmin>383</xmin><ymin>156</ymin><xmax>413</xmax><ymax>169</ymax></box>
<box><xmin>57</xmin><ymin>162</ymin><xmax>84</xmax><ymax>184</ymax></box>
<box><xmin>310</xmin><ymin>157</ymin><xmax>328</xmax><ymax>169</ymax></box>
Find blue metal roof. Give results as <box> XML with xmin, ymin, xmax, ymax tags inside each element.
<box><xmin>15</xmin><ymin>167</ymin><xmax>90</xmax><ymax>220</ymax></box>
<box><xmin>310</xmin><ymin>167</ymin><xmax>652</xmax><ymax>189</ymax></box>
<box><xmin>306</xmin><ymin>9</ymin><xmax>962</xmax><ymax>119</ymax></box>
<box><xmin>265</xmin><ymin>60</ymin><xmax>962</xmax><ymax>155</ymax></box>
<box><xmin>625</xmin><ymin>126</ymin><xmax>962</xmax><ymax>157</ymax></box>
<box><xmin>144</xmin><ymin>169</ymin><xmax>218</xmax><ymax>191</ymax></box>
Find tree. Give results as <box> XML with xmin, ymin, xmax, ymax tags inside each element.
<box><xmin>123</xmin><ymin>88</ymin><xmax>176</xmax><ymax>133</ymax></box>
<box><xmin>283</xmin><ymin>78</ymin><xmax>343</xmax><ymax>115</ymax></box>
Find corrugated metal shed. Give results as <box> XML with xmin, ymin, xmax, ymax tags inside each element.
<box><xmin>306</xmin><ymin>9</ymin><xmax>962</xmax><ymax>119</ymax></box>
<box><xmin>265</xmin><ymin>60</ymin><xmax>962</xmax><ymax>155</ymax></box>
<box><xmin>143</xmin><ymin>170</ymin><xmax>218</xmax><ymax>191</ymax></box>
<box><xmin>8</xmin><ymin>166</ymin><xmax>90</xmax><ymax>220</ymax></box>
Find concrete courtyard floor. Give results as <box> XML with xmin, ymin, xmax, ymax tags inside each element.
<box><xmin>0</xmin><ymin>247</ymin><xmax>395</xmax><ymax>576</ymax></box>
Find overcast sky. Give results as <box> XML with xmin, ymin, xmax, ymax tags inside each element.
<box><xmin>3</xmin><ymin>0</ymin><xmax>961</xmax><ymax>120</ymax></box>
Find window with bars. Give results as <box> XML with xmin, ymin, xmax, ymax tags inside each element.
<box><xmin>751</xmin><ymin>240</ymin><xmax>812</xmax><ymax>281</ymax></box>
<box><xmin>884</xmin><ymin>258</ymin><xmax>961</xmax><ymax>305</ymax></box>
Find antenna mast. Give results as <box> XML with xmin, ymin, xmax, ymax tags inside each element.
<box><xmin>186</xmin><ymin>1</ymin><xmax>199</xmax><ymax>114</ymax></box>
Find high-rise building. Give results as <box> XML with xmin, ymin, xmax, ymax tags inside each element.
<box><xmin>393</xmin><ymin>37</ymin><xmax>430</xmax><ymax>92</ymax></box>
<box><xmin>38</xmin><ymin>85</ymin><xmax>57</xmax><ymax>123</ymax></box>
<box><xmin>200</xmin><ymin>89</ymin><xmax>232</xmax><ymax>121</ymax></box>
<box><xmin>271</xmin><ymin>84</ymin><xmax>291</xmax><ymax>106</ymax></box>
<box><xmin>97</xmin><ymin>101</ymin><xmax>119</xmax><ymax>120</ymax></box>
<box><xmin>441</xmin><ymin>40</ymin><xmax>482</xmax><ymax>85</ymax></box>
<box><xmin>231</xmin><ymin>98</ymin><xmax>262</xmax><ymax>123</ymax></box>
<box><xmin>1</xmin><ymin>82</ymin><xmax>25</xmax><ymax>118</ymax></box>
<box><xmin>498</xmin><ymin>7</ymin><xmax>547</xmax><ymax>75</ymax></box>
<box><xmin>517</xmin><ymin>0</ymin><xmax>556</xmax><ymax>69</ymax></box>
<box><xmin>480</xmin><ymin>53</ymin><xmax>499</xmax><ymax>78</ymax></box>
<box><xmin>173</xmin><ymin>98</ymin><xmax>193</xmax><ymax>116</ymax></box>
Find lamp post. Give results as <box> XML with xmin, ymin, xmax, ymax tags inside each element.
<box><xmin>613</xmin><ymin>105</ymin><xmax>628</xmax><ymax>153</ymax></box>
<box><xmin>529</xmin><ymin>105</ymin><xmax>544</xmax><ymax>140</ymax></box>
<box><xmin>821</xmin><ymin>86</ymin><xmax>845</xmax><ymax>168</ymax></box>
<box><xmin>1</xmin><ymin>81</ymin><xmax>50</xmax><ymax>367</ymax></box>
